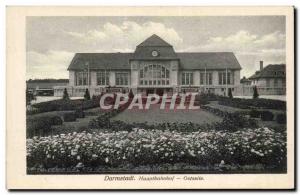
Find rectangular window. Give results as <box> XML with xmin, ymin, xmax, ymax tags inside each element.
<box><xmin>181</xmin><ymin>72</ymin><xmax>193</xmax><ymax>85</ymax></box>
<box><xmin>218</xmin><ymin>71</ymin><xmax>232</xmax><ymax>85</ymax></box>
<box><xmin>97</xmin><ymin>71</ymin><xmax>109</xmax><ymax>86</ymax></box>
<box><xmin>140</xmin><ymin>69</ymin><xmax>144</xmax><ymax>78</ymax></box>
<box><xmin>76</xmin><ymin>72</ymin><xmax>90</xmax><ymax>86</ymax></box>
<box><xmin>274</xmin><ymin>79</ymin><xmax>278</xmax><ymax>87</ymax></box>
<box><xmin>227</xmin><ymin>72</ymin><xmax>231</xmax><ymax>84</ymax></box>
<box><xmin>200</xmin><ymin>73</ymin><xmax>205</xmax><ymax>85</ymax></box>
<box><xmin>207</xmin><ymin>73</ymin><xmax>212</xmax><ymax>85</ymax></box>
<box><xmin>266</xmin><ymin>79</ymin><xmax>270</xmax><ymax>87</ymax></box>
<box><xmin>218</xmin><ymin>72</ymin><xmax>222</xmax><ymax>85</ymax></box>
<box><xmin>116</xmin><ymin>72</ymin><xmax>129</xmax><ymax>86</ymax></box>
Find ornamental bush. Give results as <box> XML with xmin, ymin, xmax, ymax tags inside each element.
<box><xmin>62</xmin><ymin>88</ymin><xmax>70</xmax><ymax>100</ymax></box>
<box><xmin>84</xmin><ymin>89</ymin><xmax>91</xmax><ymax>100</ymax></box>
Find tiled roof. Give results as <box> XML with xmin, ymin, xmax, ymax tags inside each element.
<box><xmin>68</xmin><ymin>53</ymin><xmax>133</xmax><ymax>70</ymax></box>
<box><xmin>68</xmin><ymin>52</ymin><xmax>242</xmax><ymax>70</ymax></box>
<box><xmin>68</xmin><ymin>34</ymin><xmax>242</xmax><ymax>70</ymax></box>
<box><xmin>177</xmin><ymin>52</ymin><xmax>241</xmax><ymax>70</ymax></box>
<box><xmin>248</xmin><ymin>64</ymin><xmax>286</xmax><ymax>79</ymax></box>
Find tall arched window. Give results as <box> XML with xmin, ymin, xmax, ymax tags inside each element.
<box><xmin>139</xmin><ymin>64</ymin><xmax>170</xmax><ymax>86</ymax></box>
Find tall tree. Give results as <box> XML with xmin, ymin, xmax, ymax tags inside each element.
<box><xmin>253</xmin><ymin>85</ymin><xmax>259</xmax><ymax>99</ymax></box>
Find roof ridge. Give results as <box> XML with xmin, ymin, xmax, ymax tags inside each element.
<box><xmin>137</xmin><ymin>34</ymin><xmax>172</xmax><ymax>47</ymax></box>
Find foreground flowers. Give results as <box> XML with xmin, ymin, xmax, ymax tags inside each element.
<box><xmin>27</xmin><ymin>127</ymin><xmax>286</xmax><ymax>170</ymax></box>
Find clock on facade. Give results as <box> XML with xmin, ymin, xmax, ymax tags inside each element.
<box><xmin>151</xmin><ymin>50</ymin><xmax>159</xmax><ymax>57</ymax></box>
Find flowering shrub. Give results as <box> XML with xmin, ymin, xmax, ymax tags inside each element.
<box><xmin>27</xmin><ymin>127</ymin><xmax>286</xmax><ymax>171</ymax></box>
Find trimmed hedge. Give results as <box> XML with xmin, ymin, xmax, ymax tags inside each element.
<box><xmin>260</xmin><ymin>111</ymin><xmax>274</xmax><ymax>121</ymax></box>
<box><xmin>218</xmin><ymin>97</ymin><xmax>286</xmax><ymax>110</ymax></box>
<box><xmin>63</xmin><ymin>113</ymin><xmax>77</xmax><ymax>122</ymax></box>
<box><xmin>27</xmin><ymin>115</ymin><xmax>63</xmax><ymax>138</ymax></box>
<box><xmin>28</xmin><ymin>97</ymin><xmax>102</xmax><ymax>115</ymax></box>
<box><xmin>249</xmin><ymin>109</ymin><xmax>261</xmax><ymax>118</ymax></box>
<box><xmin>51</xmin><ymin>116</ymin><xmax>63</xmax><ymax>125</ymax></box>
<box><xmin>75</xmin><ymin>109</ymin><xmax>85</xmax><ymax>118</ymax></box>
<box><xmin>276</xmin><ymin>113</ymin><xmax>286</xmax><ymax>124</ymax></box>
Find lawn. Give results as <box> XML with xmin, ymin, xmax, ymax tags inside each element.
<box><xmin>111</xmin><ymin>104</ymin><xmax>222</xmax><ymax>125</ymax></box>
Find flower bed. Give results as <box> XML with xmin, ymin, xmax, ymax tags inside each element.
<box><xmin>27</xmin><ymin>127</ymin><xmax>286</xmax><ymax>172</ymax></box>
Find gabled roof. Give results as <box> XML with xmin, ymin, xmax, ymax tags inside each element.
<box><xmin>177</xmin><ymin>52</ymin><xmax>241</xmax><ymax>70</ymax></box>
<box><xmin>249</xmin><ymin>64</ymin><xmax>286</xmax><ymax>79</ymax></box>
<box><xmin>67</xmin><ymin>35</ymin><xmax>242</xmax><ymax>71</ymax></box>
<box><xmin>137</xmin><ymin>34</ymin><xmax>172</xmax><ymax>47</ymax></box>
<box><xmin>68</xmin><ymin>53</ymin><xmax>133</xmax><ymax>70</ymax></box>
<box><xmin>133</xmin><ymin>34</ymin><xmax>177</xmax><ymax>59</ymax></box>
<box><xmin>68</xmin><ymin>52</ymin><xmax>241</xmax><ymax>70</ymax></box>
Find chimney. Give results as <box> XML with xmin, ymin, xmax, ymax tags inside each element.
<box><xmin>260</xmin><ymin>61</ymin><xmax>263</xmax><ymax>71</ymax></box>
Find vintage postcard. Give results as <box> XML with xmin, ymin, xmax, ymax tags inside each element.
<box><xmin>6</xmin><ymin>6</ymin><xmax>294</xmax><ymax>189</ymax></box>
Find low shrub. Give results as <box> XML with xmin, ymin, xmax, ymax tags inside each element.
<box><xmin>260</xmin><ymin>111</ymin><xmax>274</xmax><ymax>121</ymax></box>
<box><xmin>75</xmin><ymin>109</ymin><xmax>85</xmax><ymax>118</ymax></box>
<box><xmin>276</xmin><ymin>113</ymin><xmax>286</xmax><ymax>124</ymax></box>
<box><xmin>63</xmin><ymin>113</ymin><xmax>77</xmax><ymax>122</ymax></box>
<box><xmin>249</xmin><ymin>109</ymin><xmax>261</xmax><ymax>118</ymax></box>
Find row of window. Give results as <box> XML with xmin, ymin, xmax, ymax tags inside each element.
<box><xmin>76</xmin><ymin>71</ymin><xmax>129</xmax><ymax>86</ymax></box>
<box><xmin>181</xmin><ymin>72</ymin><xmax>232</xmax><ymax>85</ymax></box>
<box><xmin>76</xmin><ymin>71</ymin><xmax>235</xmax><ymax>86</ymax></box>
<box><xmin>266</xmin><ymin>78</ymin><xmax>286</xmax><ymax>87</ymax></box>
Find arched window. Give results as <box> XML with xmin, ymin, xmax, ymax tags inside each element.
<box><xmin>139</xmin><ymin>64</ymin><xmax>170</xmax><ymax>86</ymax></box>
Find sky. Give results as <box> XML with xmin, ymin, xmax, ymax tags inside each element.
<box><xmin>26</xmin><ymin>16</ymin><xmax>286</xmax><ymax>79</ymax></box>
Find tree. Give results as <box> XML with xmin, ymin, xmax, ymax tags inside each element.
<box><xmin>253</xmin><ymin>85</ymin><xmax>259</xmax><ymax>99</ymax></box>
<box><xmin>128</xmin><ymin>89</ymin><xmax>134</xmax><ymax>99</ymax></box>
<box><xmin>26</xmin><ymin>88</ymin><xmax>35</xmax><ymax>105</ymax></box>
<box><xmin>228</xmin><ymin>88</ymin><xmax>233</xmax><ymax>98</ymax></box>
<box><xmin>84</xmin><ymin>88</ymin><xmax>91</xmax><ymax>100</ymax></box>
<box><xmin>62</xmin><ymin>88</ymin><xmax>70</xmax><ymax>100</ymax></box>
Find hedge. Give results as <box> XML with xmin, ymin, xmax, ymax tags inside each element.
<box><xmin>218</xmin><ymin>97</ymin><xmax>286</xmax><ymax>110</ymax></box>
<box><xmin>276</xmin><ymin>113</ymin><xmax>286</xmax><ymax>124</ymax></box>
<box><xmin>27</xmin><ymin>115</ymin><xmax>63</xmax><ymax>138</ymax></box>
<box><xmin>260</xmin><ymin>111</ymin><xmax>274</xmax><ymax>121</ymax></box>
<box><xmin>63</xmin><ymin>113</ymin><xmax>77</xmax><ymax>122</ymax></box>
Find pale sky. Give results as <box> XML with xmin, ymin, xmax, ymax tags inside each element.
<box><xmin>26</xmin><ymin>16</ymin><xmax>286</xmax><ymax>79</ymax></box>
